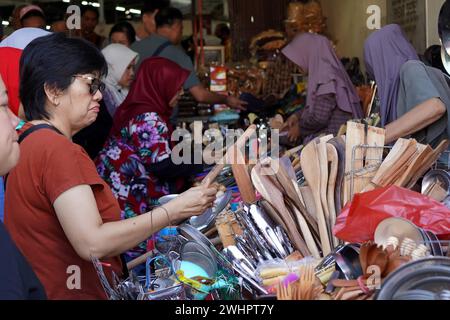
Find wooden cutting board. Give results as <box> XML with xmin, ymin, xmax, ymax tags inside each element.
<box><xmin>301</xmin><ymin>140</ymin><xmax>332</xmax><ymax>256</ymax></box>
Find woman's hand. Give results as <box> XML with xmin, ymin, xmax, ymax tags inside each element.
<box><xmin>282</xmin><ymin>114</ymin><xmax>301</xmax><ymax>143</ymax></box>
<box><xmin>165</xmin><ymin>185</ymin><xmax>218</xmax><ymax>222</ymax></box>
<box><xmin>226</xmin><ymin>96</ymin><xmax>248</xmax><ymax>111</ymax></box>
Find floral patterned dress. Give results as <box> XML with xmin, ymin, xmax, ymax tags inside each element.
<box><xmin>95</xmin><ymin>112</ymin><xmax>171</xmax><ymax>259</ymax></box>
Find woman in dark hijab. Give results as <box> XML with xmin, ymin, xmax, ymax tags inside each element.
<box><xmin>282</xmin><ymin>32</ymin><xmax>363</xmax><ymax>144</ymax></box>
<box><xmin>96</xmin><ymin>57</ymin><xmax>203</xmax><ymax>261</ymax></box>
<box><xmin>364</xmin><ymin>24</ymin><xmax>450</xmax><ymax>146</ymax></box>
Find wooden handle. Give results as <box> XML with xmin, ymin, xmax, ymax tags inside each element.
<box><xmin>201</xmin><ymin>125</ymin><xmax>257</xmax><ymax>187</ymax></box>
<box><xmin>126</xmin><ymin>250</ymin><xmax>156</xmax><ymax>271</ymax></box>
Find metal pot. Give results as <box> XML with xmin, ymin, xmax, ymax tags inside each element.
<box><xmin>376</xmin><ymin>257</ymin><xmax>450</xmax><ymax>300</ymax></box>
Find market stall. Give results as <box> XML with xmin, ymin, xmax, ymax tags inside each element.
<box><xmin>89</xmin><ymin>0</ymin><xmax>450</xmax><ymax>301</ymax></box>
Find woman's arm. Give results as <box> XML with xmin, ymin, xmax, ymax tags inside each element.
<box><xmin>282</xmin><ymin>93</ymin><xmax>336</xmax><ymax>142</ymax></box>
<box><xmin>385</xmin><ymin>98</ymin><xmax>446</xmax><ymax>144</ymax></box>
<box><xmin>299</xmin><ymin>93</ymin><xmax>336</xmax><ymax>131</ymax></box>
<box><xmin>53</xmin><ymin>185</ymin><xmax>217</xmax><ymax>261</ymax></box>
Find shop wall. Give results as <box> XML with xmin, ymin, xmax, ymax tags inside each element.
<box><xmin>320</xmin><ymin>0</ymin><xmax>388</xmax><ymax>68</ymax></box>
<box><xmin>426</xmin><ymin>0</ymin><xmax>446</xmax><ymax>47</ymax></box>
<box><xmin>228</xmin><ymin>0</ymin><xmax>291</xmax><ymax>61</ymax></box>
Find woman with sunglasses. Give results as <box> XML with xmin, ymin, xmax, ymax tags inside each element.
<box><xmin>96</xmin><ymin>57</ymin><xmax>204</xmax><ymax>266</ymax></box>
<box><xmin>4</xmin><ymin>33</ymin><xmax>217</xmax><ymax>300</ymax></box>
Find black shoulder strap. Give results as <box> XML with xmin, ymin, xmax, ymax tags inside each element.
<box><xmin>18</xmin><ymin>124</ymin><xmax>62</xmax><ymax>144</ymax></box>
<box><xmin>152</xmin><ymin>41</ymin><xmax>172</xmax><ymax>58</ymax></box>
<box><xmin>4</xmin><ymin>124</ymin><xmax>63</xmax><ymax>189</ymax></box>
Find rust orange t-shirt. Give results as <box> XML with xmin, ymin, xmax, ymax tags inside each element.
<box><xmin>4</xmin><ymin>124</ymin><xmax>123</xmax><ymax>300</ymax></box>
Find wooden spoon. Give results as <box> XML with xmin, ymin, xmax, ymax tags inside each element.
<box><xmin>301</xmin><ymin>141</ymin><xmax>332</xmax><ymax>256</ymax></box>
<box><xmin>317</xmin><ymin>141</ymin><xmax>331</xmax><ymax>240</ymax></box>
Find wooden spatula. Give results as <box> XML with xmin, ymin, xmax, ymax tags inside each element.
<box><xmin>285</xmin><ymin>198</ymin><xmax>321</xmax><ymax>259</ymax></box>
<box><xmin>326</xmin><ymin>144</ymin><xmax>340</xmax><ymax>247</ymax></box>
<box><xmin>369</xmin><ymin>138</ymin><xmax>417</xmax><ymax>189</ymax></box>
<box><xmin>317</xmin><ymin>141</ymin><xmax>331</xmax><ymax>239</ymax></box>
<box><xmin>407</xmin><ymin>139</ymin><xmax>450</xmax><ymax>189</ymax></box>
<box><xmin>328</xmin><ymin>137</ymin><xmax>346</xmax><ymax>214</ymax></box>
<box><xmin>251</xmin><ymin>162</ymin><xmax>310</xmax><ymax>256</ymax></box>
<box><xmin>299</xmin><ymin>186</ymin><xmax>317</xmax><ymax>221</ymax></box>
<box><xmin>395</xmin><ymin>144</ymin><xmax>431</xmax><ymax>187</ymax></box>
<box><xmin>277</xmin><ymin>157</ymin><xmax>318</xmax><ymax>235</ymax></box>
<box><xmin>202</xmin><ymin>125</ymin><xmax>257</xmax><ymax>187</ymax></box>
<box><xmin>301</xmin><ymin>141</ymin><xmax>332</xmax><ymax>256</ymax></box>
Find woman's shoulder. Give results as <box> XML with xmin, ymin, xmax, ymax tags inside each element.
<box><xmin>400</xmin><ymin>60</ymin><xmax>427</xmax><ymax>77</ymax></box>
<box><xmin>19</xmin><ymin>124</ymin><xmax>88</xmax><ymax>160</ymax></box>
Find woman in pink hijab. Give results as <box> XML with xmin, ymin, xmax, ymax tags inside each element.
<box><xmin>282</xmin><ymin>33</ymin><xmax>363</xmax><ymax>144</ymax></box>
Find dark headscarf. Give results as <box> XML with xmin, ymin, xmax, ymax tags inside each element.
<box><xmin>364</xmin><ymin>24</ymin><xmax>419</xmax><ymax>126</ymax></box>
<box><xmin>112</xmin><ymin>57</ymin><xmax>190</xmax><ymax>135</ymax></box>
<box><xmin>282</xmin><ymin>32</ymin><xmax>363</xmax><ymax>118</ymax></box>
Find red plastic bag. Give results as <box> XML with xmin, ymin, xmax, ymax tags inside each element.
<box><xmin>334</xmin><ymin>186</ymin><xmax>450</xmax><ymax>243</ymax></box>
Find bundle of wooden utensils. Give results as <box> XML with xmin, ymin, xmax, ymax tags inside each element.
<box><xmin>205</xmin><ymin>123</ymin><xmax>449</xmax><ymax>261</ymax></box>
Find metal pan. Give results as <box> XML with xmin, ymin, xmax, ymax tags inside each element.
<box><xmin>421</xmin><ymin>169</ymin><xmax>450</xmax><ymax>197</ymax></box>
<box><xmin>439</xmin><ymin>0</ymin><xmax>450</xmax><ymax>55</ymax></box>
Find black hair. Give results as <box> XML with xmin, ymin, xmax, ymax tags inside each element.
<box><xmin>81</xmin><ymin>6</ymin><xmax>99</xmax><ymax>19</ymax></box>
<box><xmin>142</xmin><ymin>0</ymin><xmax>171</xmax><ymax>15</ymax></box>
<box><xmin>155</xmin><ymin>7</ymin><xmax>183</xmax><ymax>28</ymax></box>
<box><xmin>20</xmin><ymin>33</ymin><xmax>107</xmax><ymax>121</ymax></box>
<box><xmin>20</xmin><ymin>10</ymin><xmax>46</xmax><ymax>23</ymax></box>
<box><xmin>109</xmin><ymin>21</ymin><xmax>136</xmax><ymax>45</ymax></box>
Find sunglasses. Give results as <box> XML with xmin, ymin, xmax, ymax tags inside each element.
<box><xmin>73</xmin><ymin>75</ymin><xmax>105</xmax><ymax>95</ymax></box>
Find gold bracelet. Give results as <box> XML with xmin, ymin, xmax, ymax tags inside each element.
<box><xmin>158</xmin><ymin>206</ymin><xmax>172</xmax><ymax>226</ymax></box>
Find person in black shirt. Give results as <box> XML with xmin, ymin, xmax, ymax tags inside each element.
<box><xmin>0</xmin><ymin>75</ymin><xmax>46</xmax><ymax>300</ymax></box>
